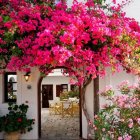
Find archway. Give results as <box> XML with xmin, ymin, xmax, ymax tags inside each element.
<box><xmin>37</xmin><ymin>68</ymin><xmax>82</xmax><ymax>139</ymax></box>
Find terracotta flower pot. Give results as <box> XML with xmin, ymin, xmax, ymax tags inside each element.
<box><xmin>4</xmin><ymin>131</ymin><xmax>20</xmax><ymax>140</ymax></box>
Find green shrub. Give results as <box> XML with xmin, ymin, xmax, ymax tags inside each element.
<box><xmin>0</xmin><ymin>103</ymin><xmax>35</xmax><ymax>133</ymax></box>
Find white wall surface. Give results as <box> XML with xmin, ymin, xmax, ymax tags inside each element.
<box><xmin>17</xmin><ymin>68</ymin><xmax>40</xmax><ymax>139</ymax></box>
<box><xmin>47</xmin><ymin>69</ymin><xmax>69</xmax><ymax>76</ymax></box>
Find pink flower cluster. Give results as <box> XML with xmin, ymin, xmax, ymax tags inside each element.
<box><xmin>118</xmin><ymin>134</ymin><xmax>132</xmax><ymax>140</ymax></box>
<box><xmin>117</xmin><ymin>80</ymin><xmax>131</xmax><ymax>94</ymax></box>
<box><xmin>0</xmin><ymin>0</ymin><xmax>140</xmax><ymax>84</ymax></box>
<box><xmin>113</xmin><ymin>95</ymin><xmax>138</xmax><ymax>108</ymax></box>
<box><xmin>99</xmin><ymin>85</ymin><xmax>114</xmax><ymax>97</ymax></box>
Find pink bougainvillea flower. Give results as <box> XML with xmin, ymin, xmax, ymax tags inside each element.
<box><xmin>118</xmin><ymin>137</ymin><xmax>123</xmax><ymax>140</ymax></box>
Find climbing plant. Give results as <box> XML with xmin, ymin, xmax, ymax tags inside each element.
<box><xmin>0</xmin><ymin>0</ymin><xmax>140</xmax><ymax>138</ymax></box>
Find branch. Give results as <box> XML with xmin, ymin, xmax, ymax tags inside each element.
<box><xmin>81</xmin><ymin>75</ymin><xmax>93</xmax><ymax>139</ymax></box>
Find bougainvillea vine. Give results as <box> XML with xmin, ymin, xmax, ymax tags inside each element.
<box><xmin>0</xmin><ymin>0</ymin><xmax>140</xmax><ymax>138</ymax></box>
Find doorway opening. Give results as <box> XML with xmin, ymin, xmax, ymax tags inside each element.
<box><xmin>38</xmin><ymin>68</ymin><xmax>82</xmax><ymax>139</ymax></box>
<box><xmin>42</xmin><ymin>85</ymin><xmax>53</xmax><ymax>108</ymax></box>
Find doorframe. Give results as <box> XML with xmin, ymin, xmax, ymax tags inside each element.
<box><xmin>42</xmin><ymin>84</ymin><xmax>53</xmax><ymax>108</ymax></box>
<box><xmin>37</xmin><ymin>75</ymin><xmax>83</xmax><ymax>138</ymax></box>
<box><xmin>37</xmin><ymin>76</ymin><xmax>42</xmax><ymax>138</ymax></box>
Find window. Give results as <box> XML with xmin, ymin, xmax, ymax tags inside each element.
<box><xmin>4</xmin><ymin>72</ymin><xmax>17</xmax><ymax>102</ymax></box>
<box><xmin>56</xmin><ymin>84</ymin><xmax>68</xmax><ymax>97</ymax></box>
<box><xmin>71</xmin><ymin>85</ymin><xmax>75</xmax><ymax>91</ymax></box>
<box><xmin>61</xmin><ymin>84</ymin><xmax>68</xmax><ymax>92</ymax></box>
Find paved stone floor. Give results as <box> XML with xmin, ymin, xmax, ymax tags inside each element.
<box><xmin>41</xmin><ymin>108</ymin><xmax>80</xmax><ymax>140</ymax></box>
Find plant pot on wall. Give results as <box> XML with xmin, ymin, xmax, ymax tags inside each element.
<box><xmin>0</xmin><ymin>103</ymin><xmax>35</xmax><ymax>140</ymax></box>
<box><xmin>4</xmin><ymin>131</ymin><xmax>20</xmax><ymax>140</ymax></box>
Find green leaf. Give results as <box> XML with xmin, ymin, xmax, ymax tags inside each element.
<box><xmin>93</xmin><ymin>0</ymin><xmax>106</xmax><ymax>5</ymax></box>
<box><xmin>3</xmin><ymin>16</ymin><xmax>11</xmax><ymax>23</ymax></box>
<box><xmin>4</xmin><ymin>32</ymin><xmax>14</xmax><ymax>42</ymax></box>
<box><xmin>11</xmin><ymin>47</ymin><xmax>22</xmax><ymax>56</ymax></box>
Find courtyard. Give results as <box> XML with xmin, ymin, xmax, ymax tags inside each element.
<box><xmin>41</xmin><ymin>109</ymin><xmax>80</xmax><ymax>140</ymax></box>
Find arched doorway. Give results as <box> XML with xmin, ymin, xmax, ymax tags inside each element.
<box><xmin>37</xmin><ymin>69</ymin><xmax>82</xmax><ymax>139</ymax></box>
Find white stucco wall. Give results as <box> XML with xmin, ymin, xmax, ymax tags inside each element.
<box><xmin>17</xmin><ymin>68</ymin><xmax>40</xmax><ymax>139</ymax></box>
<box><xmin>47</xmin><ymin>69</ymin><xmax>69</xmax><ymax>76</ymax></box>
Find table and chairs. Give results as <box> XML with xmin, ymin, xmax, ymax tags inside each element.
<box><xmin>48</xmin><ymin>97</ymin><xmax>79</xmax><ymax>117</ymax></box>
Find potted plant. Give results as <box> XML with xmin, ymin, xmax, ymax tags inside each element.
<box><xmin>68</xmin><ymin>90</ymin><xmax>79</xmax><ymax>98</ymax></box>
<box><xmin>60</xmin><ymin>91</ymin><xmax>69</xmax><ymax>101</ymax></box>
<box><xmin>0</xmin><ymin>103</ymin><xmax>35</xmax><ymax>140</ymax></box>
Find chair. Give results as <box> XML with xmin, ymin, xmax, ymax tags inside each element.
<box><xmin>48</xmin><ymin>100</ymin><xmax>56</xmax><ymax>115</ymax></box>
<box><xmin>61</xmin><ymin>101</ymin><xmax>73</xmax><ymax>117</ymax></box>
<box><xmin>54</xmin><ymin>102</ymin><xmax>62</xmax><ymax>115</ymax></box>
<box><xmin>72</xmin><ymin>102</ymin><xmax>79</xmax><ymax>116</ymax></box>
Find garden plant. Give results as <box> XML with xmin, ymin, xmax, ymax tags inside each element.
<box><xmin>92</xmin><ymin>80</ymin><xmax>140</xmax><ymax>140</ymax></box>
<box><xmin>0</xmin><ymin>103</ymin><xmax>35</xmax><ymax>133</ymax></box>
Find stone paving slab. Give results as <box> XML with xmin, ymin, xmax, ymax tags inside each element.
<box><xmin>41</xmin><ymin>108</ymin><xmax>80</xmax><ymax>139</ymax></box>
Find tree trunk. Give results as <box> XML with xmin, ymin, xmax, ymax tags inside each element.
<box><xmin>80</xmin><ymin>77</ymin><xmax>93</xmax><ymax>139</ymax></box>
<box><xmin>94</xmin><ymin>76</ymin><xmax>99</xmax><ymax>115</ymax></box>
